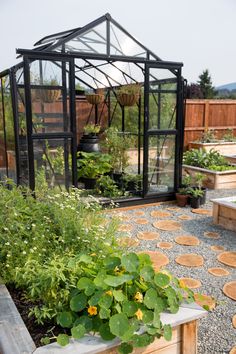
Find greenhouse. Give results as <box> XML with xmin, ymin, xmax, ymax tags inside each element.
<box><xmin>0</xmin><ymin>13</ymin><xmax>185</xmax><ymax>205</ymax></box>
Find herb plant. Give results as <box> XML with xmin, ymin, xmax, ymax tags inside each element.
<box><xmin>77</xmin><ymin>152</ymin><xmax>112</xmax><ymax>179</ymax></box>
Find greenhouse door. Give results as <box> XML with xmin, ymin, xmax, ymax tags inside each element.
<box><xmin>143</xmin><ymin>64</ymin><xmax>183</xmax><ymax>198</ymax></box>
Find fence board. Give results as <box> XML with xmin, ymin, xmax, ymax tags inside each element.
<box><xmin>184</xmin><ymin>100</ymin><xmax>236</xmax><ymax>149</ymax></box>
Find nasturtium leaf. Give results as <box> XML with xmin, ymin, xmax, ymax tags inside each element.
<box><xmin>114</xmin><ymin>303</ymin><xmax>121</xmax><ymax>313</ymax></box>
<box><xmin>103</xmin><ymin>256</ymin><xmax>121</xmax><ymax>270</ymax></box>
<box><xmin>143</xmin><ymin>288</ymin><xmax>158</xmax><ymax>309</ymax></box>
<box><xmin>98</xmin><ymin>294</ymin><xmax>113</xmax><ymax>308</ymax></box>
<box><xmin>142</xmin><ymin>310</ymin><xmax>154</xmax><ymax>324</ymax></box>
<box><xmin>77</xmin><ymin>277</ymin><xmax>93</xmax><ymax>290</ymax></box>
<box><xmin>138</xmin><ymin>253</ymin><xmax>152</xmax><ymax>267</ymax></box>
<box><xmin>109</xmin><ymin>313</ymin><xmax>129</xmax><ymax>337</ymax></box>
<box><xmin>104</xmin><ymin>274</ymin><xmax>133</xmax><ymax>287</ymax></box>
<box><xmin>153</xmin><ymin>308</ymin><xmax>161</xmax><ymax>328</ymax></box>
<box><xmin>71</xmin><ymin>324</ymin><xmax>86</xmax><ymax>339</ymax></box>
<box><xmin>57</xmin><ymin>311</ymin><xmax>73</xmax><ymax>328</ymax></box>
<box><xmin>40</xmin><ymin>337</ymin><xmax>50</xmax><ymax>345</ymax></box>
<box><xmin>74</xmin><ymin>316</ymin><xmax>93</xmax><ymax>331</ymax></box>
<box><xmin>121</xmin><ymin>253</ymin><xmax>140</xmax><ymax>273</ymax></box>
<box><xmin>146</xmin><ymin>326</ymin><xmax>158</xmax><ymax>335</ymax></box>
<box><xmin>57</xmin><ymin>334</ymin><xmax>70</xmax><ymax>346</ymax></box>
<box><xmin>140</xmin><ymin>265</ymin><xmax>154</xmax><ymax>282</ymax></box>
<box><xmin>99</xmin><ymin>323</ymin><xmax>116</xmax><ymax>341</ymax></box>
<box><xmin>99</xmin><ymin>307</ymin><xmax>110</xmax><ymax>319</ymax></box>
<box><xmin>132</xmin><ymin>333</ymin><xmax>153</xmax><ymax>347</ymax></box>
<box><xmin>113</xmin><ymin>290</ymin><xmax>126</xmax><ymax>302</ymax></box>
<box><xmin>154</xmin><ymin>273</ymin><xmax>170</xmax><ymax>288</ymax></box>
<box><xmin>88</xmin><ymin>290</ymin><xmax>104</xmax><ymax>306</ymax></box>
<box><xmin>118</xmin><ymin>343</ymin><xmax>133</xmax><ymax>354</ymax></box>
<box><xmin>169</xmin><ymin>304</ymin><xmax>179</xmax><ymax>314</ymax></box>
<box><xmin>69</xmin><ymin>288</ymin><xmax>80</xmax><ymax>299</ymax></box>
<box><xmin>85</xmin><ymin>284</ymin><xmax>96</xmax><ymax>296</ymax></box>
<box><xmin>163</xmin><ymin>324</ymin><xmax>172</xmax><ymax>341</ymax></box>
<box><xmin>155</xmin><ymin>297</ymin><xmax>166</xmax><ymax>313</ymax></box>
<box><xmin>92</xmin><ymin>317</ymin><xmax>103</xmax><ymax>332</ymax></box>
<box><xmin>70</xmin><ymin>293</ymin><xmax>87</xmax><ymax>312</ymax></box>
<box><xmin>78</xmin><ymin>254</ymin><xmax>92</xmax><ymax>264</ymax></box>
<box><xmin>122</xmin><ymin>301</ymin><xmax>138</xmax><ymax>317</ymax></box>
<box><xmin>94</xmin><ymin>271</ymin><xmax>108</xmax><ymax>289</ymax></box>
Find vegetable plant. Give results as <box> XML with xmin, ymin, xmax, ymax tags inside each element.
<box><xmin>83</xmin><ymin>123</ymin><xmax>101</xmax><ymax>135</ymax></box>
<box><xmin>77</xmin><ymin>152</ymin><xmax>112</xmax><ymax>179</ymax></box>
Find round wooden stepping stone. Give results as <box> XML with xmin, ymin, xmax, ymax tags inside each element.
<box><xmin>175</xmin><ymin>235</ymin><xmax>200</xmax><ymax>246</ymax></box>
<box><xmin>150</xmin><ymin>210</ymin><xmax>171</xmax><ymax>218</ymax></box>
<box><xmin>175</xmin><ymin>254</ymin><xmax>204</xmax><ymax>267</ymax></box>
<box><xmin>166</xmin><ymin>207</ymin><xmax>180</xmax><ymax>211</ymax></box>
<box><xmin>204</xmin><ymin>231</ymin><xmax>220</xmax><ymax>239</ymax></box>
<box><xmin>137</xmin><ymin>231</ymin><xmax>159</xmax><ymax>240</ymax></box>
<box><xmin>153</xmin><ymin>220</ymin><xmax>182</xmax><ymax>231</ymax></box>
<box><xmin>178</xmin><ymin>215</ymin><xmax>192</xmax><ymax>220</ymax></box>
<box><xmin>217</xmin><ymin>252</ymin><xmax>236</xmax><ymax>268</ymax></box>
<box><xmin>134</xmin><ymin>210</ymin><xmax>145</xmax><ymax>216</ymax></box>
<box><xmin>194</xmin><ymin>293</ymin><xmax>216</xmax><ymax>310</ymax></box>
<box><xmin>157</xmin><ymin>242</ymin><xmax>173</xmax><ymax>249</ymax></box>
<box><xmin>118</xmin><ymin>224</ymin><xmax>133</xmax><ymax>232</ymax></box>
<box><xmin>232</xmin><ymin>314</ymin><xmax>236</xmax><ymax>328</ymax></box>
<box><xmin>208</xmin><ymin>267</ymin><xmax>230</xmax><ymax>277</ymax></box>
<box><xmin>142</xmin><ymin>251</ymin><xmax>169</xmax><ymax>271</ymax></box>
<box><xmin>120</xmin><ymin>237</ymin><xmax>140</xmax><ymax>247</ymax></box>
<box><xmin>135</xmin><ymin>218</ymin><xmax>149</xmax><ymax>225</ymax></box>
<box><xmin>191</xmin><ymin>209</ymin><xmax>212</xmax><ymax>216</ymax></box>
<box><xmin>223</xmin><ymin>281</ymin><xmax>236</xmax><ymax>301</ymax></box>
<box><xmin>179</xmin><ymin>278</ymin><xmax>202</xmax><ymax>289</ymax></box>
<box><xmin>210</xmin><ymin>245</ymin><xmax>225</xmax><ymax>252</ymax></box>
<box><xmin>229</xmin><ymin>346</ymin><xmax>236</xmax><ymax>354</ymax></box>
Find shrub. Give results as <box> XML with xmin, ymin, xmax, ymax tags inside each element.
<box><xmin>183</xmin><ymin>148</ymin><xmax>233</xmax><ymax>171</ymax></box>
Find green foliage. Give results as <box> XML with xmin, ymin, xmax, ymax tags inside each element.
<box><xmin>197</xmin><ymin>69</ymin><xmax>216</xmax><ymax>99</ymax></box>
<box><xmin>183</xmin><ymin>148</ymin><xmax>233</xmax><ymax>171</ymax></box>
<box><xmin>83</xmin><ymin>124</ymin><xmax>100</xmax><ymax>135</ymax></box>
<box><xmin>77</xmin><ymin>152</ymin><xmax>112</xmax><ymax>179</ymax></box>
<box><xmin>95</xmin><ymin>175</ymin><xmax>123</xmax><ymax>198</ymax></box>
<box><xmin>116</xmin><ymin>84</ymin><xmax>141</xmax><ymax>95</ymax></box>
<box><xmin>222</xmin><ymin>128</ymin><xmax>236</xmax><ymax>142</ymax></box>
<box><xmin>197</xmin><ymin>130</ymin><xmax>217</xmax><ymax>143</ymax></box>
<box><xmin>187</xmin><ymin>187</ymin><xmax>204</xmax><ymax>198</ymax></box>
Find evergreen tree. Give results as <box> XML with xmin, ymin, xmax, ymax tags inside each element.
<box><xmin>197</xmin><ymin>69</ymin><xmax>215</xmax><ymax>98</ymax></box>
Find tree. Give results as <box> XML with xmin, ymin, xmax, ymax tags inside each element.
<box><xmin>186</xmin><ymin>83</ymin><xmax>203</xmax><ymax>99</ymax></box>
<box><xmin>197</xmin><ymin>69</ymin><xmax>215</xmax><ymax>98</ymax></box>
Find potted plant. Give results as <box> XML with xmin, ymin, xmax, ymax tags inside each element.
<box><xmin>122</xmin><ymin>173</ymin><xmax>142</xmax><ymax>194</ymax></box>
<box><xmin>175</xmin><ymin>175</ymin><xmax>191</xmax><ymax>207</ymax></box>
<box><xmin>188</xmin><ymin>187</ymin><xmax>204</xmax><ymax>209</ymax></box>
<box><xmin>77</xmin><ymin>152</ymin><xmax>112</xmax><ymax>189</ymax></box>
<box><xmin>78</xmin><ymin>124</ymin><xmax>101</xmax><ymax>153</ymax></box>
<box><xmin>194</xmin><ymin>172</ymin><xmax>207</xmax><ymax>205</ymax></box>
<box><xmin>85</xmin><ymin>89</ymin><xmax>104</xmax><ymax>105</ymax></box>
<box><xmin>116</xmin><ymin>83</ymin><xmax>141</xmax><ymax>107</ymax></box>
<box><xmin>39</xmin><ymin>78</ymin><xmax>61</xmax><ymax>103</ymax></box>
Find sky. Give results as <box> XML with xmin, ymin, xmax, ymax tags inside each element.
<box><xmin>0</xmin><ymin>0</ymin><xmax>236</xmax><ymax>87</ymax></box>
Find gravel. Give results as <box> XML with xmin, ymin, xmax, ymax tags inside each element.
<box><xmin>114</xmin><ymin>188</ymin><xmax>236</xmax><ymax>354</ymax></box>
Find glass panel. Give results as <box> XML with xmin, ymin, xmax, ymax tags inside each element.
<box><xmin>34</xmin><ymin>138</ymin><xmax>72</xmax><ymax>191</ymax></box>
<box><xmin>149</xmin><ymin>68</ymin><xmax>176</xmax><ymax>90</ymax></box>
<box><xmin>147</xmin><ymin>135</ymin><xmax>175</xmax><ymax>194</ymax></box>
<box><xmin>0</xmin><ymin>78</ymin><xmax>7</xmax><ymax>181</ymax></box>
<box><xmin>110</xmin><ymin>23</ymin><xmax>147</xmax><ymax>58</ymax></box>
<box><xmin>148</xmin><ymin>92</ymin><xmax>177</xmax><ymax>130</ymax></box>
<box><xmin>30</xmin><ymin>60</ymin><xmax>63</xmax><ymax>85</ymax></box>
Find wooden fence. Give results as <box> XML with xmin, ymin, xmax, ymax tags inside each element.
<box><xmin>184</xmin><ymin>99</ymin><xmax>236</xmax><ymax>149</ymax></box>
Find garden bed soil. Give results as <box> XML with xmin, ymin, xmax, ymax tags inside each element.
<box><xmin>188</xmin><ymin>141</ymin><xmax>236</xmax><ymax>155</ymax></box>
<box><xmin>182</xmin><ymin>164</ymin><xmax>236</xmax><ymax>189</ymax></box>
<box><xmin>212</xmin><ymin>196</ymin><xmax>236</xmax><ymax>232</ymax></box>
<box><xmin>7</xmin><ymin>285</ymin><xmax>66</xmax><ymax>348</ymax></box>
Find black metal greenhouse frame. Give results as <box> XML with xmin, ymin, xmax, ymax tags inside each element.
<box><xmin>0</xmin><ymin>13</ymin><xmax>185</xmax><ymax>206</ymax></box>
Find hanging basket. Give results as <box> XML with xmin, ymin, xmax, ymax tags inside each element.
<box><xmin>86</xmin><ymin>94</ymin><xmax>104</xmax><ymax>105</ymax></box>
<box><xmin>117</xmin><ymin>93</ymin><xmax>140</xmax><ymax>107</ymax></box>
<box><xmin>40</xmin><ymin>89</ymin><xmax>61</xmax><ymax>103</ymax></box>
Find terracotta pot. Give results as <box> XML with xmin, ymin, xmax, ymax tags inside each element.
<box><xmin>86</xmin><ymin>94</ymin><xmax>104</xmax><ymax>105</ymax></box>
<box><xmin>117</xmin><ymin>93</ymin><xmax>140</xmax><ymax>107</ymax></box>
<box><xmin>175</xmin><ymin>193</ymin><xmax>189</xmax><ymax>207</ymax></box>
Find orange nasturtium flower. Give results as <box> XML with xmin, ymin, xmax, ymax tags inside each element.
<box><xmin>134</xmin><ymin>291</ymin><xmax>143</xmax><ymax>303</ymax></box>
<box><xmin>179</xmin><ymin>280</ymin><xmax>186</xmax><ymax>289</ymax></box>
<box><xmin>88</xmin><ymin>306</ymin><xmax>98</xmax><ymax>316</ymax></box>
<box><xmin>135</xmin><ymin>309</ymin><xmax>143</xmax><ymax>320</ymax></box>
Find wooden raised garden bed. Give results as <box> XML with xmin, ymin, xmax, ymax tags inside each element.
<box><xmin>182</xmin><ymin>164</ymin><xmax>236</xmax><ymax>190</ymax></box>
<box><xmin>212</xmin><ymin>196</ymin><xmax>236</xmax><ymax>232</ymax></box>
<box><xmin>0</xmin><ymin>284</ymin><xmax>206</xmax><ymax>354</ymax></box>
<box><xmin>188</xmin><ymin>141</ymin><xmax>236</xmax><ymax>155</ymax></box>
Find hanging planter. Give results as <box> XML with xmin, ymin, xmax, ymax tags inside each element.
<box><xmin>85</xmin><ymin>93</ymin><xmax>104</xmax><ymax>105</ymax></box>
<box><xmin>40</xmin><ymin>89</ymin><xmax>61</xmax><ymax>103</ymax></box>
<box><xmin>116</xmin><ymin>84</ymin><xmax>141</xmax><ymax>107</ymax></box>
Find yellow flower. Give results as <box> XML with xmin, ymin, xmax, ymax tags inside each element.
<box><xmin>90</xmin><ymin>253</ymin><xmax>96</xmax><ymax>256</ymax></box>
<box><xmin>106</xmin><ymin>290</ymin><xmax>113</xmax><ymax>296</ymax></box>
<box><xmin>134</xmin><ymin>292</ymin><xmax>143</xmax><ymax>303</ymax></box>
<box><xmin>135</xmin><ymin>309</ymin><xmax>143</xmax><ymax>320</ymax></box>
<box><xmin>179</xmin><ymin>280</ymin><xmax>186</xmax><ymax>289</ymax></box>
<box><xmin>88</xmin><ymin>306</ymin><xmax>97</xmax><ymax>316</ymax></box>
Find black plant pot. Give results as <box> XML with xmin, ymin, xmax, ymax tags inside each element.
<box><xmin>78</xmin><ymin>134</ymin><xmax>100</xmax><ymax>153</ymax></box>
<box><xmin>200</xmin><ymin>187</ymin><xmax>207</xmax><ymax>205</ymax></box>
<box><xmin>84</xmin><ymin>177</ymin><xmax>97</xmax><ymax>190</ymax></box>
<box><xmin>190</xmin><ymin>196</ymin><xmax>201</xmax><ymax>209</ymax></box>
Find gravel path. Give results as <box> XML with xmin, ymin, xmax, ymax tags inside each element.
<box><xmin>113</xmin><ymin>189</ymin><xmax>236</xmax><ymax>354</ymax></box>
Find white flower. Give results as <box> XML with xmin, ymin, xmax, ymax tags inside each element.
<box><xmin>22</xmin><ymin>251</ymin><xmax>27</xmax><ymax>255</ymax></box>
<box><xmin>5</xmin><ymin>242</ymin><xmax>10</xmax><ymax>246</ymax></box>
<box><xmin>24</xmin><ymin>240</ymin><xmax>28</xmax><ymax>244</ymax></box>
<box><xmin>31</xmin><ymin>223</ymin><xmax>36</xmax><ymax>228</ymax></box>
<box><xmin>33</xmin><ymin>247</ymin><xmax>37</xmax><ymax>250</ymax></box>
<box><xmin>7</xmin><ymin>254</ymin><xmax>11</xmax><ymax>258</ymax></box>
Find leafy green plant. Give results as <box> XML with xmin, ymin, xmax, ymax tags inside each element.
<box><xmin>83</xmin><ymin>124</ymin><xmax>101</xmax><ymax>135</ymax></box>
<box><xmin>41</xmin><ymin>252</ymin><xmax>195</xmax><ymax>352</ymax></box>
<box><xmin>116</xmin><ymin>84</ymin><xmax>141</xmax><ymax>95</ymax></box>
<box><xmin>222</xmin><ymin>128</ymin><xmax>236</xmax><ymax>142</ymax></box>
<box><xmin>187</xmin><ymin>187</ymin><xmax>204</xmax><ymax>198</ymax></box>
<box><xmin>197</xmin><ymin>130</ymin><xmax>217</xmax><ymax>143</ymax></box>
<box><xmin>77</xmin><ymin>152</ymin><xmax>112</xmax><ymax>179</ymax></box>
<box><xmin>183</xmin><ymin>148</ymin><xmax>233</xmax><ymax>171</ymax></box>
<box><xmin>95</xmin><ymin>175</ymin><xmax>123</xmax><ymax>198</ymax></box>
<box><xmin>194</xmin><ymin>172</ymin><xmax>205</xmax><ymax>188</ymax></box>
<box><xmin>122</xmin><ymin>174</ymin><xmax>142</xmax><ymax>192</ymax></box>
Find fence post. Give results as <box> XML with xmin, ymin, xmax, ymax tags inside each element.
<box><xmin>204</xmin><ymin>100</ymin><xmax>209</xmax><ymax>132</ymax></box>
